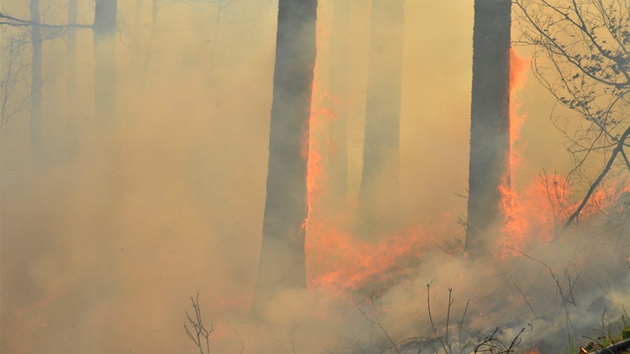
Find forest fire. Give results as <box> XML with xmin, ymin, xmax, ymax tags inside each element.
<box><xmin>2</xmin><ymin>0</ymin><xmax>629</xmax><ymax>353</ymax></box>
<box><xmin>304</xmin><ymin>46</ymin><xmax>540</xmax><ymax>288</ymax></box>
<box><xmin>299</xmin><ymin>20</ymin><xmax>630</xmax><ymax>349</ymax></box>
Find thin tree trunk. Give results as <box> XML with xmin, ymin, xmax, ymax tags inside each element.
<box><xmin>252</xmin><ymin>0</ymin><xmax>318</xmax><ymax>318</ymax></box>
<box><xmin>67</xmin><ymin>0</ymin><xmax>78</xmax><ymax>152</ymax></box>
<box><xmin>465</xmin><ymin>0</ymin><xmax>512</xmax><ymax>258</ymax></box>
<box><xmin>30</xmin><ymin>0</ymin><xmax>42</xmax><ymax>157</ymax></box>
<box><xmin>357</xmin><ymin>0</ymin><xmax>404</xmax><ymax>238</ymax></box>
<box><xmin>93</xmin><ymin>0</ymin><xmax>117</xmax><ymax>126</ymax></box>
<box><xmin>327</xmin><ymin>0</ymin><xmax>350</xmax><ymax>211</ymax></box>
<box><xmin>135</xmin><ymin>0</ymin><xmax>144</xmax><ymax>38</ymax></box>
<box><xmin>141</xmin><ymin>0</ymin><xmax>157</xmax><ymax>89</ymax></box>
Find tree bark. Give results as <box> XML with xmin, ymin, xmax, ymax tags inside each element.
<box><xmin>30</xmin><ymin>0</ymin><xmax>42</xmax><ymax>157</ymax></box>
<box><xmin>251</xmin><ymin>0</ymin><xmax>318</xmax><ymax>317</ymax></box>
<box><xmin>465</xmin><ymin>0</ymin><xmax>512</xmax><ymax>258</ymax></box>
<box><xmin>357</xmin><ymin>0</ymin><xmax>404</xmax><ymax>238</ymax></box>
<box><xmin>93</xmin><ymin>0</ymin><xmax>117</xmax><ymax>126</ymax></box>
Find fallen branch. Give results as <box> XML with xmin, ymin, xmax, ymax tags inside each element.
<box><xmin>588</xmin><ymin>337</ymin><xmax>630</xmax><ymax>354</ymax></box>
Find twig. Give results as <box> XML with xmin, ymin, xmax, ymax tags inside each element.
<box><xmin>458</xmin><ymin>299</ymin><xmax>471</xmax><ymax>353</ymax></box>
<box><xmin>514</xmin><ymin>283</ymin><xmax>537</xmax><ymax>318</ymax></box>
<box><xmin>184</xmin><ymin>291</ymin><xmax>213</xmax><ymax>354</ymax></box>
<box><xmin>507</xmin><ymin>246</ymin><xmax>578</xmax><ymax>349</ymax></box>
<box><xmin>427</xmin><ymin>282</ymin><xmax>449</xmax><ymax>352</ymax></box>
<box><xmin>445</xmin><ymin>288</ymin><xmax>454</xmax><ymax>353</ymax></box>
<box><xmin>505</xmin><ymin>326</ymin><xmax>528</xmax><ymax>352</ymax></box>
<box><xmin>235</xmin><ymin>329</ymin><xmax>244</xmax><ymax>354</ymax></box>
<box><xmin>353</xmin><ymin>296</ymin><xmax>400</xmax><ymax>354</ymax></box>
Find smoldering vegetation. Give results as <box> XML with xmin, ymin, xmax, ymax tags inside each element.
<box><xmin>1</xmin><ymin>1</ymin><xmax>628</xmax><ymax>353</ymax></box>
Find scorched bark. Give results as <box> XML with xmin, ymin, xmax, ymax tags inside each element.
<box><xmin>465</xmin><ymin>0</ymin><xmax>512</xmax><ymax>258</ymax></box>
<box><xmin>252</xmin><ymin>0</ymin><xmax>318</xmax><ymax>317</ymax></box>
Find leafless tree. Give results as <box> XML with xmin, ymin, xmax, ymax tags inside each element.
<box><xmin>0</xmin><ymin>4</ymin><xmax>90</xmax><ymax>152</ymax></box>
<box><xmin>30</xmin><ymin>0</ymin><xmax>42</xmax><ymax>156</ymax></box>
<box><xmin>0</xmin><ymin>27</ymin><xmax>29</xmax><ymax>129</ymax></box>
<box><xmin>514</xmin><ymin>0</ymin><xmax>630</xmax><ymax>229</ymax></box>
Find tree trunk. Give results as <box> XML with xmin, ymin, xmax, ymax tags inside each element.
<box><xmin>465</xmin><ymin>0</ymin><xmax>512</xmax><ymax>258</ymax></box>
<box><xmin>251</xmin><ymin>0</ymin><xmax>318</xmax><ymax>318</ymax></box>
<box><xmin>93</xmin><ymin>0</ymin><xmax>117</xmax><ymax>126</ymax></box>
<box><xmin>326</xmin><ymin>0</ymin><xmax>350</xmax><ymax>212</ymax></box>
<box><xmin>357</xmin><ymin>0</ymin><xmax>404</xmax><ymax>238</ymax></box>
<box><xmin>141</xmin><ymin>0</ymin><xmax>158</xmax><ymax>89</ymax></box>
<box><xmin>30</xmin><ymin>0</ymin><xmax>42</xmax><ymax>157</ymax></box>
<box><xmin>135</xmin><ymin>0</ymin><xmax>143</xmax><ymax>39</ymax></box>
<box><xmin>67</xmin><ymin>0</ymin><xmax>78</xmax><ymax>153</ymax></box>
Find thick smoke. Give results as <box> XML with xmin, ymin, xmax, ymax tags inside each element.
<box><xmin>1</xmin><ymin>1</ymin><xmax>628</xmax><ymax>353</ymax></box>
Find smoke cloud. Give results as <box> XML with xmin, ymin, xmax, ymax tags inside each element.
<box><xmin>1</xmin><ymin>1</ymin><xmax>628</xmax><ymax>353</ymax></box>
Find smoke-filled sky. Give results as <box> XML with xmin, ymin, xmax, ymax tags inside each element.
<box><xmin>1</xmin><ymin>1</ymin><xmax>628</xmax><ymax>353</ymax></box>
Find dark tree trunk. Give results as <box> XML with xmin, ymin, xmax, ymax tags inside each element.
<box><xmin>252</xmin><ymin>0</ymin><xmax>318</xmax><ymax>317</ymax></box>
<box><xmin>93</xmin><ymin>0</ymin><xmax>117</xmax><ymax>126</ymax></box>
<box><xmin>465</xmin><ymin>0</ymin><xmax>512</xmax><ymax>258</ymax></box>
<box><xmin>30</xmin><ymin>0</ymin><xmax>42</xmax><ymax>157</ymax></box>
<box><xmin>357</xmin><ymin>0</ymin><xmax>404</xmax><ymax>238</ymax></box>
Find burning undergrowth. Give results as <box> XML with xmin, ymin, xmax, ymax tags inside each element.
<box><xmin>299</xmin><ymin>190</ymin><xmax>626</xmax><ymax>351</ymax></box>
<box><xmin>291</xmin><ymin>207</ymin><xmax>629</xmax><ymax>353</ymax></box>
<box><xmin>272</xmin><ymin>38</ymin><xmax>630</xmax><ymax>353</ymax></box>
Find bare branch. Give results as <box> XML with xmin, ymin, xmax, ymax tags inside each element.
<box><xmin>0</xmin><ymin>12</ymin><xmax>91</xmax><ymax>29</ymax></box>
<box><xmin>563</xmin><ymin>125</ymin><xmax>630</xmax><ymax>229</ymax></box>
<box><xmin>184</xmin><ymin>291</ymin><xmax>213</xmax><ymax>354</ymax></box>
<box><xmin>352</xmin><ymin>296</ymin><xmax>400</xmax><ymax>354</ymax></box>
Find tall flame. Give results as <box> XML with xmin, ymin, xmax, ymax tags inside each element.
<box><xmin>497</xmin><ymin>48</ymin><xmax>629</xmax><ymax>257</ymax></box>
<box><xmin>303</xmin><ymin>11</ymin><xmax>434</xmax><ymax>292</ymax></box>
<box><xmin>498</xmin><ymin>48</ymin><xmax>533</xmax><ymax>257</ymax></box>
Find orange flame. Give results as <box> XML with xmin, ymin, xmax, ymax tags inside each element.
<box><xmin>304</xmin><ymin>16</ymin><xmax>436</xmax><ymax>292</ymax></box>
<box><xmin>497</xmin><ymin>48</ymin><xmax>630</xmax><ymax>257</ymax></box>
<box><xmin>497</xmin><ymin>48</ymin><xmax>532</xmax><ymax>257</ymax></box>
<box><xmin>306</xmin><ymin>222</ymin><xmax>433</xmax><ymax>292</ymax></box>
<box><xmin>305</xmin><ymin>85</ymin><xmax>432</xmax><ymax>294</ymax></box>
